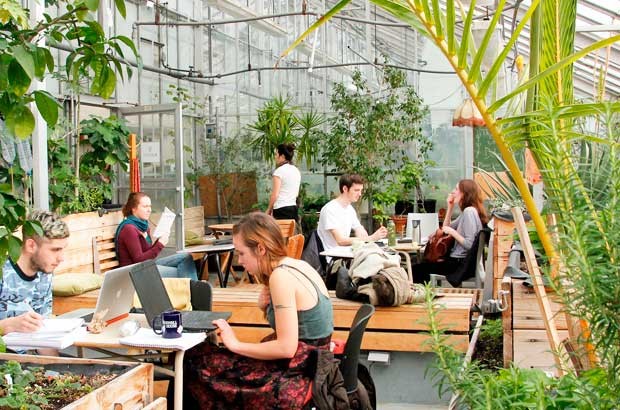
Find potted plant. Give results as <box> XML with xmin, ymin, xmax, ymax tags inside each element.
<box><xmin>319</xmin><ymin>67</ymin><xmax>431</xmax><ymax>231</ymax></box>
<box><xmin>394</xmin><ymin>158</ymin><xmax>436</xmax><ymax>215</ymax></box>
<box><xmin>45</xmin><ymin>116</ymin><xmax>130</xmax><ymax>215</ymax></box>
<box><xmin>298</xmin><ymin>183</ymin><xmax>329</xmax><ymax>235</ymax></box>
<box><xmin>248</xmin><ymin>95</ymin><xmax>325</xmax><ymax>168</ymax></box>
<box><xmin>372</xmin><ymin>185</ymin><xmax>399</xmax><ymax>232</ymax></box>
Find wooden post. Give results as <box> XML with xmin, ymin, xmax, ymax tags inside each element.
<box><xmin>501</xmin><ymin>276</ymin><xmax>513</xmax><ymax>367</ymax></box>
<box><xmin>492</xmin><ymin>217</ymin><xmax>514</xmax><ymax>298</ymax></box>
<box><xmin>511</xmin><ymin>207</ymin><xmax>568</xmax><ymax>376</ymax></box>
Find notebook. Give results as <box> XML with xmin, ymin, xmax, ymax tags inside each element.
<box><xmin>119</xmin><ymin>328</ymin><xmax>206</xmax><ymax>350</ymax></box>
<box><xmin>80</xmin><ymin>263</ymin><xmax>137</xmax><ymax>324</ymax></box>
<box><xmin>129</xmin><ymin>260</ymin><xmax>231</xmax><ymax>332</ymax></box>
<box><xmin>3</xmin><ymin>318</ymin><xmax>86</xmax><ymax>350</ymax></box>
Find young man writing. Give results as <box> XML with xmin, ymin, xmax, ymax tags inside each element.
<box><xmin>0</xmin><ymin>210</ymin><xmax>70</xmax><ymax>355</ymax></box>
<box><xmin>317</xmin><ymin>174</ymin><xmax>388</xmax><ymax>253</ymax></box>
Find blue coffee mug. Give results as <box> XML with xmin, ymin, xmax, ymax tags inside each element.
<box><xmin>152</xmin><ymin>310</ymin><xmax>183</xmax><ymax>338</ymax></box>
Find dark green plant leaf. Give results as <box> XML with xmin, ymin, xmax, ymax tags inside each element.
<box><xmin>22</xmin><ymin>221</ymin><xmax>43</xmax><ymax>238</ymax></box>
<box><xmin>113</xmin><ymin>35</ymin><xmax>138</xmax><ymax>58</ymax></box>
<box><xmin>8</xmin><ymin>59</ymin><xmax>31</xmax><ymax>96</ymax></box>
<box><xmin>7</xmin><ymin>236</ymin><xmax>21</xmax><ymax>261</ymax></box>
<box><xmin>33</xmin><ymin>47</ymin><xmax>48</xmax><ymax>79</ymax></box>
<box><xmin>43</xmin><ymin>48</ymin><xmax>54</xmax><ymax>72</ymax></box>
<box><xmin>34</xmin><ymin>90</ymin><xmax>60</xmax><ymax>126</ymax></box>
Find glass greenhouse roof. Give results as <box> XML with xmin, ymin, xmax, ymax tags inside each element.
<box><xmin>326</xmin><ymin>0</ymin><xmax>620</xmax><ymax>99</ymax></box>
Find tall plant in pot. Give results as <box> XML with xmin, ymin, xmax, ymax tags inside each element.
<box><xmin>395</xmin><ymin>157</ymin><xmax>436</xmax><ymax>216</ymax></box>
<box><xmin>248</xmin><ymin>95</ymin><xmax>325</xmax><ymax>168</ymax></box>
<box><xmin>320</xmin><ymin>67</ymin><xmax>430</xmax><ymax>230</ymax></box>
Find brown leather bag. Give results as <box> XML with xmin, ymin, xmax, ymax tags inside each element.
<box><xmin>423</xmin><ymin>228</ymin><xmax>455</xmax><ymax>263</ymax></box>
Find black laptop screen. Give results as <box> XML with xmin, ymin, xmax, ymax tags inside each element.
<box><xmin>128</xmin><ymin>260</ymin><xmax>174</xmax><ymax>327</ymax></box>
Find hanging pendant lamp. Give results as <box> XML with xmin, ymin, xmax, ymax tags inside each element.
<box><xmin>452</xmin><ymin>98</ymin><xmax>485</xmax><ymax>127</ymax></box>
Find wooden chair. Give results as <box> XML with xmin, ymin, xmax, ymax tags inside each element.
<box><xmin>276</xmin><ymin>219</ymin><xmax>296</xmax><ymax>239</ymax></box>
<box><xmin>286</xmin><ymin>234</ymin><xmax>305</xmax><ymax>259</ymax></box>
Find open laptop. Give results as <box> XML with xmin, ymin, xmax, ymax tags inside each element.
<box><xmin>80</xmin><ymin>263</ymin><xmax>137</xmax><ymax>324</ymax></box>
<box><xmin>129</xmin><ymin>260</ymin><xmax>231</xmax><ymax>332</ymax></box>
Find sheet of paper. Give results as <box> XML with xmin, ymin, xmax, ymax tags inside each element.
<box><xmin>119</xmin><ymin>328</ymin><xmax>206</xmax><ymax>351</ymax></box>
<box><xmin>152</xmin><ymin>207</ymin><xmax>176</xmax><ymax>239</ymax></box>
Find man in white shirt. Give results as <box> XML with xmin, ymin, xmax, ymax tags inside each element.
<box><xmin>318</xmin><ymin>174</ymin><xmax>388</xmax><ymax>252</ymax></box>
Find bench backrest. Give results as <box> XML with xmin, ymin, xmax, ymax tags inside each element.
<box><xmin>57</xmin><ymin>206</ymin><xmax>206</xmax><ymax>275</ymax></box>
<box><xmin>57</xmin><ymin>210</ymin><xmax>124</xmax><ymax>275</ymax></box>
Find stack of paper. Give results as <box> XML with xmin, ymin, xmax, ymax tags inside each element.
<box><xmin>3</xmin><ymin>318</ymin><xmax>86</xmax><ymax>350</ymax></box>
<box><xmin>119</xmin><ymin>328</ymin><xmax>206</xmax><ymax>350</ymax></box>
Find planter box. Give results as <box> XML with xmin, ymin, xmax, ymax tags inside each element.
<box><xmin>0</xmin><ymin>353</ymin><xmax>155</xmax><ymax>409</ymax></box>
<box><xmin>198</xmin><ymin>172</ymin><xmax>257</xmax><ymax>217</ymax></box>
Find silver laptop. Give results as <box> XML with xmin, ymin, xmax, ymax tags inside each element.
<box><xmin>79</xmin><ymin>264</ymin><xmax>137</xmax><ymax>324</ymax></box>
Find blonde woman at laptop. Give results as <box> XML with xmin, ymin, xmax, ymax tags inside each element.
<box><xmin>183</xmin><ymin>212</ymin><xmax>338</xmax><ymax>409</ymax></box>
<box><xmin>114</xmin><ymin>192</ymin><xmax>197</xmax><ymax>280</ymax></box>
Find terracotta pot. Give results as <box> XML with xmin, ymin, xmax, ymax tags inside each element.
<box><xmin>391</xmin><ymin>215</ymin><xmax>408</xmax><ymax>237</ymax></box>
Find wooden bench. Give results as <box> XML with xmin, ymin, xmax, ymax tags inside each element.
<box><xmin>53</xmin><ymin>206</ymin><xmax>207</xmax><ymax>315</ymax></box>
<box><xmin>56</xmin><ymin>210</ymin><xmax>125</xmax><ymax>275</ymax></box>
<box><xmin>54</xmin><ymin>284</ymin><xmax>475</xmax><ymax>352</ymax></box>
<box><xmin>211</xmin><ymin>285</ymin><xmax>476</xmax><ymax>353</ymax></box>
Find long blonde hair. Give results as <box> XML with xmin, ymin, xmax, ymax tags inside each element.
<box><xmin>232</xmin><ymin>212</ymin><xmax>287</xmax><ymax>284</ymax></box>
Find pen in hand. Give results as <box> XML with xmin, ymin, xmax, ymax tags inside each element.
<box><xmin>19</xmin><ymin>300</ymin><xmax>36</xmax><ymax>313</ymax></box>
<box><xmin>19</xmin><ymin>301</ymin><xmax>44</xmax><ymax>332</ymax></box>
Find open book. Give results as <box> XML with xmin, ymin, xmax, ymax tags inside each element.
<box><xmin>152</xmin><ymin>207</ymin><xmax>176</xmax><ymax>239</ymax></box>
<box><xmin>119</xmin><ymin>328</ymin><xmax>206</xmax><ymax>350</ymax></box>
<box><xmin>3</xmin><ymin>318</ymin><xmax>86</xmax><ymax>350</ymax></box>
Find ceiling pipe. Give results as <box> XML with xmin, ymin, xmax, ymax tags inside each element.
<box><xmin>51</xmin><ymin>43</ymin><xmax>215</xmax><ymax>85</ymax></box>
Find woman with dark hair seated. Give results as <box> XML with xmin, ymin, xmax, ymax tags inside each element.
<box><xmin>413</xmin><ymin>179</ymin><xmax>488</xmax><ymax>286</ymax></box>
<box><xmin>115</xmin><ymin>192</ymin><xmax>197</xmax><ymax>280</ymax></box>
<box><xmin>183</xmin><ymin>212</ymin><xmax>335</xmax><ymax>409</ymax></box>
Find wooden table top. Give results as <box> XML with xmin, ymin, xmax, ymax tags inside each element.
<box><xmin>73</xmin><ymin>314</ymin><xmax>149</xmax><ymax>349</ymax></box>
<box><xmin>208</xmin><ymin>223</ymin><xmax>234</xmax><ymax>232</ymax></box>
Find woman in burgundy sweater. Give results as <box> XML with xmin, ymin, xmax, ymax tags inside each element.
<box><xmin>114</xmin><ymin>192</ymin><xmax>198</xmax><ymax>280</ymax></box>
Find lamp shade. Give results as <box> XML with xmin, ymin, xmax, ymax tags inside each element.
<box><xmin>452</xmin><ymin>98</ymin><xmax>485</xmax><ymax>127</ymax></box>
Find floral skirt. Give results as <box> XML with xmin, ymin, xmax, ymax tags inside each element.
<box><xmin>183</xmin><ymin>339</ymin><xmax>328</xmax><ymax>410</ymax></box>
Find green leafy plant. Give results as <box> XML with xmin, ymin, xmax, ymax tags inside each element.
<box><xmin>248</xmin><ymin>95</ymin><xmax>325</xmax><ymax>168</ymax></box>
<box><xmin>0</xmin><ymin>0</ymin><xmax>137</xmax><ymax>275</ymax></box>
<box><xmin>372</xmin><ymin>185</ymin><xmax>399</xmax><ymax>224</ymax></box>
<box><xmin>423</xmin><ymin>288</ymin><xmax>619</xmax><ymax>409</ymax></box>
<box><xmin>0</xmin><ymin>360</ymin><xmax>119</xmax><ymax>409</ymax></box>
<box><xmin>318</xmin><ymin>67</ymin><xmax>430</xmax><ymax>226</ymax></box>
<box><xmin>78</xmin><ymin>116</ymin><xmax>130</xmax><ymax>201</ymax></box>
<box><xmin>0</xmin><ymin>0</ymin><xmax>137</xmax><ymax>139</ymax></box>
<box><xmin>0</xmin><ymin>186</ymin><xmax>42</xmax><ymax>268</ymax></box>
